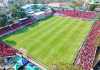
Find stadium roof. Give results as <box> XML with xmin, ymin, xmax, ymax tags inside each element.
<box><xmin>48</xmin><ymin>2</ymin><xmax>72</xmax><ymax>7</ymax></box>
<box><xmin>0</xmin><ymin>41</ymin><xmax>18</xmax><ymax>57</ymax></box>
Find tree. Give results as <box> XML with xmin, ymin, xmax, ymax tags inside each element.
<box><xmin>11</xmin><ymin>5</ymin><xmax>26</xmax><ymax>19</ymax></box>
<box><xmin>0</xmin><ymin>14</ymin><xmax>8</xmax><ymax>27</ymax></box>
<box><xmin>89</xmin><ymin>4</ymin><xmax>97</xmax><ymax>11</ymax></box>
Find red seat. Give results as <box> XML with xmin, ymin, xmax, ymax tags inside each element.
<box><xmin>11</xmin><ymin>23</ymin><xmax>21</xmax><ymax>29</ymax></box>
<box><xmin>0</xmin><ymin>41</ymin><xmax>17</xmax><ymax>57</ymax></box>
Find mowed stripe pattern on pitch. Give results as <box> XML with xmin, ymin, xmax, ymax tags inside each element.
<box><xmin>4</xmin><ymin>16</ymin><xmax>92</xmax><ymax>67</ymax></box>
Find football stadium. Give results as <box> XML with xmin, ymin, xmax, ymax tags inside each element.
<box><xmin>0</xmin><ymin>0</ymin><xmax>100</xmax><ymax>70</ymax></box>
<box><xmin>4</xmin><ymin>16</ymin><xmax>92</xmax><ymax>67</ymax></box>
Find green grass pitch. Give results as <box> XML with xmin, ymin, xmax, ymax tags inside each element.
<box><xmin>3</xmin><ymin>16</ymin><xmax>92</xmax><ymax>67</ymax></box>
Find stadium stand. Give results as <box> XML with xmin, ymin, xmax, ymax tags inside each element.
<box><xmin>19</xmin><ymin>18</ymin><xmax>33</xmax><ymax>25</ymax></box>
<box><xmin>75</xmin><ymin>21</ymin><xmax>100</xmax><ymax>70</ymax></box>
<box><xmin>0</xmin><ymin>41</ymin><xmax>46</xmax><ymax>70</ymax></box>
<box><xmin>0</xmin><ymin>41</ymin><xmax>17</xmax><ymax>57</ymax></box>
<box><xmin>0</xmin><ymin>5</ymin><xmax>53</xmax><ymax>37</ymax></box>
<box><xmin>0</xmin><ymin>10</ymin><xmax>53</xmax><ymax>37</ymax></box>
<box><xmin>0</xmin><ymin>18</ymin><xmax>33</xmax><ymax>37</ymax></box>
<box><xmin>55</xmin><ymin>10</ymin><xmax>96</xmax><ymax>19</ymax></box>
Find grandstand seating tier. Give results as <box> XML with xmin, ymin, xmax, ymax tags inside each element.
<box><xmin>75</xmin><ymin>21</ymin><xmax>100</xmax><ymax>70</ymax></box>
<box><xmin>55</xmin><ymin>10</ymin><xmax>96</xmax><ymax>19</ymax></box>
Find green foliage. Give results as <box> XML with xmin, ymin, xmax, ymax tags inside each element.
<box><xmin>0</xmin><ymin>14</ymin><xmax>8</xmax><ymax>27</ymax></box>
<box><xmin>11</xmin><ymin>5</ymin><xmax>26</xmax><ymax>19</ymax></box>
<box><xmin>89</xmin><ymin>4</ymin><xmax>97</xmax><ymax>11</ymax></box>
